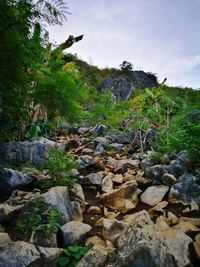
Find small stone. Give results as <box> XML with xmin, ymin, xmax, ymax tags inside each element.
<box><xmin>161</xmin><ymin>173</ymin><xmax>177</xmax><ymax>186</ymax></box>
<box><xmin>102</xmin><ymin>175</ymin><xmax>113</xmax><ymax>192</ymax></box>
<box><xmin>87</xmin><ymin>206</ymin><xmax>101</xmax><ymax>214</ymax></box>
<box><xmin>70</xmin><ymin>184</ymin><xmax>85</xmax><ymax>201</ymax></box>
<box><xmin>112</xmin><ymin>174</ymin><xmax>123</xmax><ymax>184</ymax></box>
<box><xmin>167</xmin><ymin>212</ymin><xmax>179</xmax><ymax>225</ymax></box>
<box><xmin>71</xmin><ymin>201</ymin><xmax>83</xmax><ymax>222</ymax></box>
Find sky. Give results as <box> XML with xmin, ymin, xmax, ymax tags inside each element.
<box><xmin>48</xmin><ymin>0</ymin><xmax>200</xmax><ymax>89</ymax></box>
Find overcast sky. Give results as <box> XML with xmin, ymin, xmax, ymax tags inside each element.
<box><xmin>48</xmin><ymin>0</ymin><xmax>200</xmax><ymax>88</ymax></box>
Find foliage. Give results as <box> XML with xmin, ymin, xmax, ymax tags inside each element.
<box><xmin>119</xmin><ymin>60</ymin><xmax>134</xmax><ymax>72</ymax></box>
<box><xmin>42</xmin><ymin>146</ymin><xmax>77</xmax><ymax>188</ymax></box>
<box><xmin>35</xmin><ymin>209</ymin><xmax>64</xmax><ymax>235</ymax></box>
<box><xmin>24</xmin><ymin>120</ymin><xmax>51</xmax><ymax>139</ymax></box>
<box><xmin>57</xmin><ymin>244</ymin><xmax>93</xmax><ymax>267</ymax></box>
<box><xmin>88</xmin><ymin>91</ymin><xmax>130</xmax><ymax>130</ymax></box>
<box><xmin>16</xmin><ymin>197</ymin><xmax>64</xmax><ymax>239</ymax></box>
<box><xmin>0</xmin><ymin>0</ymin><xmax>86</xmax><ymax>141</ymax></box>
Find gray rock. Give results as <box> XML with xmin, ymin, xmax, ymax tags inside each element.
<box><xmin>30</xmin><ymin>228</ymin><xmax>57</xmax><ymax>247</ymax></box>
<box><xmin>0</xmin><ymin>137</ymin><xmax>63</xmax><ymax>166</ymax></box>
<box><xmin>37</xmin><ymin>247</ymin><xmax>63</xmax><ymax>267</ymax></box>
<box><xmin>99</xmin><ymin>70</ymin><xmax>158</xmax><ymax>100</ymax></box>
<box><xmin>110</xmin><ymin>143</ymin><xmax>123</xmax><ymax>150</ymax></box>
<box><xmin>76</xmin><ymin>155</ymin><xmax>95</xmax><ymax>167</ymax></box>
<box><xmin>105</xmin><ymin>210</ymin><xmax>192</xmax><ymax>267</ymax></box>
<box><xmin>58</xmin><ymin>221</ymin><xmax>92</xmax><ymax>247</ymax></box>
<box><xmin>0</xmin><ymin>233</ymin><xmax>40</xmax><ymax>267</ymax></box>
<box><xmin>93</xmin><ymin>137</ymin><xmax>109</xmax><ymax>146</ymax></box>
<box><xmin>169</xmin><ymin>173</ymin><xmax>200</xmax><ymax>204</ymax></box>
<box><xmin>79</xmin><ymin>172</ymin><xmax>104</xmax><ymax>186</ymax></box>
<box><xmin>78</xmin><ymin>127</ymin><xmax>90</xmax><ymax>135</ymax></box>
<box><xmin>140</xmin><ymin>157</ymin><xmax>155</xmax><ymax>170</ymax></box>
<box><xmin>90</xmin><ymin>124</ymin><xmax>107</xmax><ymax>136</ymax></box>
<box><xmin>0</xmin><ymin>168</ymin><xmax>35</xmax><ymax>197</ymax></box>
<box><xmin>42</xmin><ymin>186</ymin><xmax>73</xmax><ymax>223</ymax></box>
<box><xmin>145</xmin><ymin>164</ymin><xmax>185</xmax><ymax>184</ymax></box>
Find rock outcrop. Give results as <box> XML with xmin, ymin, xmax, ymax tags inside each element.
<box><xmin>99</xmin><ymin>70</ymin><xmax>158</xmax><ymax>100</ymax></box>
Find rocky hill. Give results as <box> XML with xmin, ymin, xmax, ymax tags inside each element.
<box><xmin>99</xmin><ymin>70</ymin><xmax>158</xmax><ymax>100</ymax></box>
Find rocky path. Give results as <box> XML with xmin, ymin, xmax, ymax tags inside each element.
<box><xmin>0</xmin><ymin>127</ymin><xmax>200</xmax><ymax>267</ymax></box>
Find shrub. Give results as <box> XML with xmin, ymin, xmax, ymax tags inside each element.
<box><xmin>42</xmin><ymin>146</ymin><xmax>78</xmax><ymax>188</ymax></box>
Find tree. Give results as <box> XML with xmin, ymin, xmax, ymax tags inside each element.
<box><xmin>0</xmin><ymin>0</ymin><xmax>74</xmax><ymax>140</ymax></box>
<box><xmin>119</xmin><ymin>61</ymin><xmax>134</xmax><ymax>72</ymax></box>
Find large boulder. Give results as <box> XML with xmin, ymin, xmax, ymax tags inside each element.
<box><xmin>0</xmin><ymin>137</ymin><xmax>63</xmax><ymax>166</ymax></box>
<box><xmin>0</xmin><ymin>168</ymin><xmax>35</xmax><ymax>197</ymax></box>
<box><xmin>105</xmin><ymin>211</ymin><xmax>192</xmax><ymax>267</ymax></box>
<box><xmin>42</xmin><ymin>186</ymin><xmax>73</xmax><ymax>223</ymax></box>
<box><xmin>0</xmin><ymin>233</ymin><xmax>40</xmax><ymax>267</ymax></box>
<box><xmin>0</xmin><ymin>233</ymin><xmax>62</xmax><ymax>267</ymax></box>
<box><xmin>99</xmin><ymin>70</ymin><xmax>158</xmax><ymax>100</ymax></box>
<box><xmin>168</xmin><ymin>173</ymin><xmax>200</xmax><ymax>204</ymax></box>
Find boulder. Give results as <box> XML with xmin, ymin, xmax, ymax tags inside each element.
<box><xmin>145</xmin><ymin>164</ymin><xmax>185</xmax><ymax>184</ymax></box>
<box><xmin>97</xmin><ymin>180</ymin><xmax>138</xmax><ymax>213</ymax></box>
<box><xmin>0</xmin><ymin>137</ymin><xmax>62</xmax><ymax>166</ymax></box>
<box><xmin>37</xmin><ymin>247</ymin><xmax>63</xmax><ymax>267</ymax></box>
<box><xmin>58</xmin><ymin>221</ymin><xmax>92</xmax><ymax>247</ymax></box>
<box><xmin>105</xmin><ymin>210</ymin><xmax>192</xmax><ymax>267</ymax></box>
<box><xmin>168</xmin><ymin>173</ymin><xmax>200</xmax><ymax>204</ymax></box>
<box><xmin>0</xmin><ymin>168</ymin><xmax>35</xmax><ymax>197</ymax></box>
<box><xmin>30</xmin><ymin>228</ymin><xmax>57</xmax><ymax>247</ymax></box>
<box><xmin>42</xmin><ymin>186</ymin><xmax>73</xmax><ymax>223</ymax></box>
<box><xmin>140</xmin><ymin>185</ymin><xmax>169</xmax><ymax>206</ymax></box>
<box><xmin>0</xmin><ymin>233</ymin><xmax>40</xmax><ymax>267</ymax></box>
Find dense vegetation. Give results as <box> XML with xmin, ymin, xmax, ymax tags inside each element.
<box><xmin>0</xmin><ymin>0</ymin><xmax>199</xmax><ymax>168</ymax></box>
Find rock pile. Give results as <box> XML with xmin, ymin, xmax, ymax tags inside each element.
<box><xmin>0</xmin><ymin>126</ymin><xmax>199</xmax><ymax>266</ymax></box>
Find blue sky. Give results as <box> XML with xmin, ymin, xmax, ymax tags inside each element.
<box><xmin>48</xmin><ymin>0</ymin><xmax>200</xmax><ymax>88</ymax></box>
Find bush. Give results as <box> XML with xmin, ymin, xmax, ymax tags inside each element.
<box><xmin>42</xmin><ymin>146</ymin><xmax>78</xmax><ymax>188</ymax></box>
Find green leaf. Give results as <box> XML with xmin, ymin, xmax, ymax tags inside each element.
<box><xmin>145</xmin><ymin>88</ymin><xmax>154</xmax><ymax>98</ymax></box>
<box><xmin>57</xmin><ymin>256</ymin><xmax>70</xmax><ymax>266</ymax></box>
<box><xmin>68</xmin><ymin>246</ymin><xmax>81</xmax><ymax>253</ymax></box>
